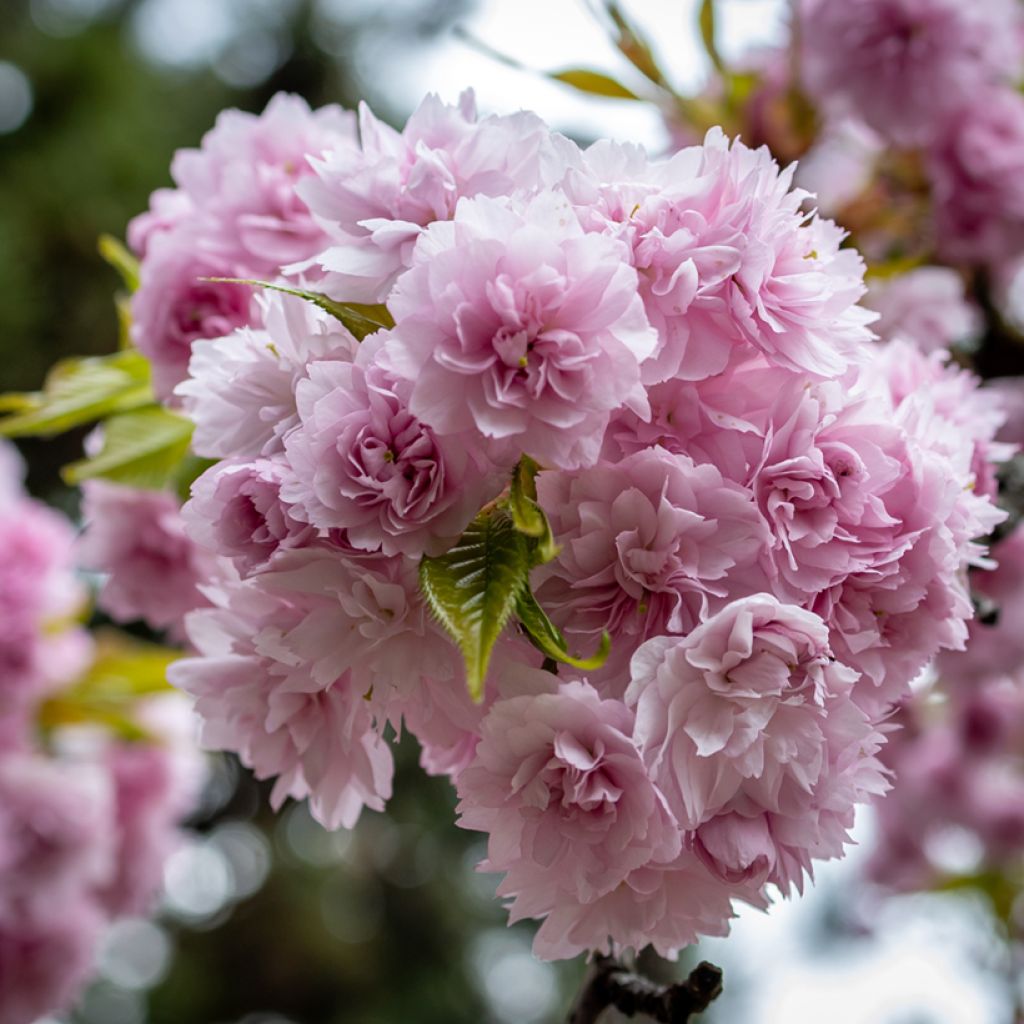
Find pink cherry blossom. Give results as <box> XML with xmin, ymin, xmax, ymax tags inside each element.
<box><xmin>282</xmin><ymin>342</ymin><xmax>506</xmax><ymax>556</ymax></box>
<box><xmin>564</xmin><ymin>130</ymin><xmax>874</xmax><ymax>381</ymax></box>
<box><xmin>535</xmin><ymin>446</ymin><xmax>768</xmax><ymax>694</ymax></box>
<box><xmin>169</xmin><ymin>561</ymin><xmax>398</xmax><ymax>830</ymax></box>
<box><xmin>628</xmin><ymin>595</ymin><xmax>889</xmax><ymax>893</ymax></box>
<box><xmin>384</xmin><ymin>191</ymin><xmax>657</xmax><ymax>470</ymax></box>
<box><xmin>0</xmin><ymin>898</ymin><xmax>105</xmax><ymax>1024</ymax></box>
<box><xmin>457</xmin><ymin>680</ymin><xmax>681</xmax><ymax>928</ymax></box>
<box><xmin>865</xmin><ymin>267</ymin><xmax>981</xmax><ymax>352</ymax></box>
<box><xmin>801</xmin><ymin>0</ymin><xmax>1022</xmax><ymax>145</ymax></box>
<box><xmin>131</xmin><ymin>93</ymin><xmax>354</xmax><ymax>272</ymax></box>
<box><xmin>176</xmin><ymin>290</ymin><xmax>359</xmax><ymax>460</ymax></box>
<box><xmin>184</xmin><ymin>457</ymin><xmax>317</xmax><ymax>576</ymax></box>
<box><xmin>529</xmin><ymin>852</ymin><xmax>755</xmax><ymax>961</ymax></box>
<box><xmin>129</xmin><ymin>227</ymin><xmax>256</xmax><ymax>400</ymax></box>
<box><xmin>78</xmin><ymin>481</ymin><xmax>213</xmax><ymax>634</ymax></box>
<box><xmin>299</xmin><ymin>91</ymin><xmax>575</xmax><ymax>302</ymax></box>
<box><xmin>929</xmin><ymin>88</ymin><xmax>1024</xmax><ymax>266</ymax></box>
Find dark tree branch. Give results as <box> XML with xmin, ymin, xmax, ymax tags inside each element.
<box><xmin>567</xmin><ymin>955</ymin><xmax>723</xmax><ymax>1024</ymax></box>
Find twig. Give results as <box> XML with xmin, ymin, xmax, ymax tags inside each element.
<box><xmin>567</xmin><ymin>955</ymin><xmax>723</xmax><ymax>1024</ymax></box>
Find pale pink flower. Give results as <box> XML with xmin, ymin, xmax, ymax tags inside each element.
<box><xmin>534</xmin><ymin>447</ymin><xmax>768</xmax><ymax>694</ymax></box>
<box><xmin>169</xmin><ymin>563</ymin><xmax>396</xmax><ymax>830</ymax></box>
<box><xmin>866</xmin><ymin>268</ymin><xmax>981</xmax><ymax>352</ymax></box>
<box><xmin>130</xmin><ymin>228</ymin><xmax>256</xmax><ymax>400</ymax></box>
<box><xmin>176</xmin><ymin>290</ymin><xmax>359</xmax><ymax>460</ymax></box>
<box><xmin>628</xmin><ymin>595</ymin><xmax>889</xmax><ymax>893</ymax></box>
<box><xmin>282</xmin><ymin>344</ymin><xmax>505</xmax><ymax>556</ymax></box>
<box><xmin>299</xmin><ymin>91</ymin><xmax>576</xmax><ymax>302</ymax></box>
<box><xmin>184</xmin><ymin>457</ymin><xmax>317</xmax><ymax>576</ymax></box>
<box><xmin>929</xmin><ymin>88</ymin><xmax>1024</xmax><ymax>266</ymax></box>
<box><xmin>385</xmin><ymin>191</ymin><xmax>656</xmax><ymax>470</ymax></box>
<box><xmin>801</xmin><ymin>0</ymin><xmax>1022</xmax><ymax>144</ymax></box>
<box><xmin>564</xmin><ymin>130</ymin><xmax>873</xmax><ymax>381</ymax></box>
<box><xmin>457</xmin><ymin>680</ymin><xmax>681</xmax><ymax>923</ymax></box>
<box><xmin>78</xmin><ymin>481</ymin><xmax>213</xmax><ymax>634</ymax></box>
<box><xmin>529</xmin><ymin>852</ymin><xmax>753</xmax><ymax>961</ymax></box>
<box><xmin>131</xmin><ymin>93</ymin><xmax>354</xmax><ymax>272</ymax></box>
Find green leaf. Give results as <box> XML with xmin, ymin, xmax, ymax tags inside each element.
<box><xmin>515</xmin><ymin>589</ymin><xmax>611</xmax><ymax>671</ymax></box>
<box><xmin>0</xmin><ymin>350</ymin><xmax>153</xmax><ymax>438</ymax></box>
<box><xmin>63</xmin><ymin>406</ymin><xmax>194</xmax><ymax>489</ymax></box>
<box><xmin>419</xmin><ymin>508</ymin><xmax>531</xmax><ymax>701</ymax></box>
<box><xmin>508</xmin><ymin>456</ymin><xmax>560</xmax><ymax>565</ymax></box>
<box><xmin>699</xmin><ymin>0</ymin><xmax>726</xmax><ymax>74</ymax></box>
<box><xmin>203</xmin><ymin>277</ymin><xmax>394</xmax><ymax>340</ymax></box>
<box><xmin>98</xmin><ymin>234</ymin><xmax>140</xmax><ymax>293</ymax></box>
<box><xmin>549</xmin><ymin>68</ymin><xmax>640</xmax><ymax>100</ymax></box>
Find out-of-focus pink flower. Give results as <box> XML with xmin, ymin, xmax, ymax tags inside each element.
<box><xmin>0</xmin><ymin>755</ymin><xmax>112</xmax><ymax>920</ymax></box>
<box><xmin>929</xmin><ymin>88</ymin><xmax>1024</xmax><ymax>266</ymax></box>
<box><xmin>176</xmin><ymin>291</ymin><xmax>359</xmax><ymax>460</ymax></box>
<box><xmin>299</xmin><ymin>91</ymin><xmax>575</xmax><ymax>302</ymax></box>
<box><xmin>802</xmin><ymin>0</ymin><xmax>1022</xmax><ymax>144</ymax></box>
<box><xmin>282</xmin><ymin>342</ymin><xmax>505</xmax><ymax>556</ymax></box>
<box><xmin>0</xmin><ymin>898</ymin><xmax>105</xmax><ymax>1024</ymax></box>
<box><xmin>628</xmin><ymin>594</ymin><xmax>888</xmax><ymax>892</ymax></box>
<box><xmin>79</xmin><ymin>481</ymin><xmax>213</xmax><ymax>634</ymax></box>
<box><xmin>385</xmin><ymin>191</ymin><xmax>656</xmax><ymax>470</ymax></box>
<box><xmin>535</xmin><ymin>446</ymin><xmax>768</xmax><ymax>695</ymax></box>
<box><xmin>565</xmin><ymin>130</ymin><xmax>873</xmax><ymax>382</ymax></box>
<box><xmin>457</xmin><ymin>680</ymin><xmax>680</xmax><ymax>921</ymax></box>
<box><xmin>865</xmin><ymin>268</ymin><xmax>981</xmax><ymax>352</ymax></box>
<box><xmin>98</xmin><ymin>695</ymin><xmax>204</xmax><ymax>917</ymax></box>
<box><xmin>0</xmin><ymin>492</ymin><xmax>87</xmax><ymax>712</ymax></box>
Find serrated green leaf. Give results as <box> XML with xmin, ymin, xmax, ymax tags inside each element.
<box><xmin>420</xmin><ymin>508</ymin><xmax>531</xmax><ymax>701</ymax></box>
<box><xmin>98</xmin><ymin>234</ymin><xmax>140</xmax><ymax>293</ymax></box>
<box><xmin>63</xmin><ymin>406</ymin><xmax>194</xmax><ymax>490</ymax></box>
<box><xmin>699</xmin><ymin>0</ymin><xmax>725</xmax><ymax>74</ymax></box>
<box><xmin>508</xmin><ymin>456</ymin><xmax>560</xmax><ymax>565</ymax></box>
<box><xmin>203</xmin><ymin>277</ymin><xmax>394</xmax><ymax>340</ymax></box>
<box><xmin>0</xmin><ymin>350</ymin><xmax>153</xmax><ymax>438</ymax></box>
<box><xmin>549</xmin><ymin>68</ymin><xmax>640</xmax><ymax>100</ymax></box>
<box><xmin>516</xmin><ymin>589</ymin><xmax>611</xmax><ymax>671</ymax></box>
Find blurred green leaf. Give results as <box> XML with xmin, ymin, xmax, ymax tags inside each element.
<box><xmin>0</xmin><ymin>349</ymin><xmax>153</xmax><ymax>437</ymax></box>
<box><xmin>98</xmin><ymin>233</ymin><xmax>140</xmax><ymax>293</ymax></box>
<box><xmin>699</xmin><ymin>0</ymin><xmax>726</xmax><ymax>74</ymax></box>
<box><xmin>419</xmin><ymin>508</ymin><xmax>530</xmax><ymax>701</ymax></box>
<box><xmin>549</xmin><ymin>68</ymin><xmax>640</xmax><ymax>100</ymax></box>
<box><xmin>63</xmin><ymin>405</ymin><xmax>193</xmax><ymax>489</ymax></box>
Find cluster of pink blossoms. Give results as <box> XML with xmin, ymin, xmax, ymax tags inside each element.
<box><xmin>0</xmin><ymin>443</ymin><xmax>204</xmax><ymax>1024</ymax></box>
<box><xmin>125</xmin><ymin>90</ymin><xmax>1006</xmax><ymax>960</ymax></box>
<box><xmin>801</xmin><ymin>0</ymin><xmax>1024</xmax><ymax>269</ymax></box>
